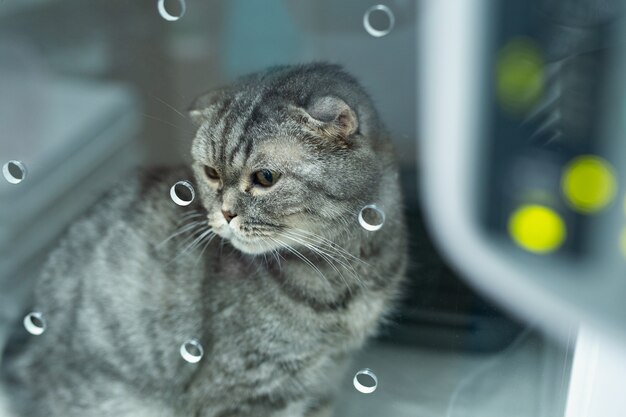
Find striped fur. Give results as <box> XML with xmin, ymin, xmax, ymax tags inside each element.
<box><xmin>1</xmin><ymin>63</ymin><xmax>407</xmax><ymax>417</ymax></box>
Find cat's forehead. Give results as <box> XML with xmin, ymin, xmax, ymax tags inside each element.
<box><xmin>195</xmin><ymin>118</ymin><xmax>305</xmax><ymax>171</ymax></box>
<box><xmin>194</xmin><ymin>96</ymin><xmax>302</xmax><ymax>163</ymax></box>
<box><xmin>230</xmin><ymin>134</ymin><xmax>307</xmax><ymax>170</ymax></box>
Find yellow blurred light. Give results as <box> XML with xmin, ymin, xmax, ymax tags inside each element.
<box><xmin>562</xmin><ymin>156</ymin><xmax>616</xmax><ymax>214</ymax></box>
<box><xmin>621</xmin><ymin>228</ymin><xmax>626</xmax><ymax>259</ymax></box>
<box><xmin>508</xmin><ymin>205</ymin><xmax>566</xmax><ymax>254</ymax></box>
<box><xmin>496</xmin><ymin>38</ymin><xmax>544</xmax><ymax>114</ymax></box>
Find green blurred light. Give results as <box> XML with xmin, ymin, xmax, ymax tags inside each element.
<box><xmin>496</xmin><ymin>38</ymin><xmax>544</xmax><ymax>115</ymax></box>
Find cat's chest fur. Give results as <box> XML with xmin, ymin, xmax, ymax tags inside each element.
<box><xmin>141</xmin><ymin>244</ymin><xmax>381</xmax><ymax>399</ymax></box>
<box><xmin>123</xmin><ymin>244</ymin><xmax>381</xmax><ymax>415</ymax></box>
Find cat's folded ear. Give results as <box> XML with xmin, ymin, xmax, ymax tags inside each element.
<box><xmin>295</xmin><ymin>96</ymin><xmax>358</xmax><ymax>140</ymax></box>
<box><xmin>188</xmin><ymin>90</ymin><xmax>228</xmax><ymax>126</ymax></box>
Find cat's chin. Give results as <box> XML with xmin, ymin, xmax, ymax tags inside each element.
<box><xmin>228</xmin><ymin>235</ymin><xmax>273</xmax><ymax>255</ymax></box>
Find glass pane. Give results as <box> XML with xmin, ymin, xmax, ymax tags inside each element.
<box><xmin>0</xmin><ymin>1</ymin><xmax>619</xmax><ymax>416</ymax></box>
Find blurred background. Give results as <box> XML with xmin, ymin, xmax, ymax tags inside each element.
<box><xmin>1</xmin><ymin>0</ymin><xmax>625</xmax><ymax>416</ymax></box>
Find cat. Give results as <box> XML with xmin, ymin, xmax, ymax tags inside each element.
<box><xmin>0</xmin><ymin>63</ymin><xmax>408</xmax><ymax>417</ymax></box>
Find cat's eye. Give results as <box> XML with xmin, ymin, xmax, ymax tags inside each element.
<box><xmin>204</xmin><ymin>166</ymin><xmax>220</xmax><ymax>180</ymax></box>
<box><xmin>253</xmin><ymin>169</ymin><xmax>281</xmax><ymax>187</ymax></box>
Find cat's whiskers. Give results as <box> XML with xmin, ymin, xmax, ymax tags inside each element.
<box><xmin>316</xmin><ymin>206</ymin><xmax>352</xmax><ymax>231</ymax></box>
<box><xmin>272</xmin><ymin>247</ymin><xmax>284</xmax><ymax>270</ymax></box>
<box><xmin>291</xmin><ymin>228</ymin><xmax>370</xmax><ymax>268</ymax></box>
<box><xmin>327</xmin><ymin>205</ymin><xmax>356</xmax><ymax>230</ymax></box>
<box><xmin>194</xmin><ymin>232</ymin><xmax>218</xmax><ymax>266</ymax></box>
<box><xmin>289</xmin><ymin>228</ymin><xmax>352</xmax><ymax>262</ymax></box>
<box><xmin>175</xmin><ymin>223</ymin><xmax>212</xmax><ymax>250</ymax></box>
<box><xmin>173</xmin><ymin>228</ymin><xmax>214</xmax><ymax>263</ymax></box>
<box><xmin>178</xmin><ymin>211</ymin><xmax>206</xmax><ymax>223</ymax></box>
<box><xmin>141</xmin><ymin>113</ymin><xmax>196</xmax><ymax>136</ymax></box>
<box><xmin>279</xmin><ymin>231</ymin><xmax>356</xmax><ymax>295</ymax></box>
<box><xmin>156</xmin><ymin>220</ymin><xmax>206</xmax><ymax>250</ymax></box>
<box><xmin>287</xmin><ymin>228</ymin><xmax>369</xmax><ymax>290</ymax></box>
<box><xmin>282</xmin><ymin>230</ymin><xmax>367</xmax><ymax>291</ymax></box>
<box><xmin>148</xmin><ymin>93</ymin><xmax>190</xmax><ymax>121</ymax></box>
<box><xmin>258</xmin><ymin>237</ymin><xmax>284</xmax><ymax>271</ymax></box>
<box><xmin>282</xmin><ymin>231</ymin><xmax>360</xmax><ymax>273</ymax></box>
<box><xmin>268</xmin><ymin>236</ymin><xmax>333</xmax><ymax>291</ymax></box>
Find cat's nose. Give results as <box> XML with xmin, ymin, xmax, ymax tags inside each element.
<box><xmin>221</xmin><ymin>210</ymin><xmax>237</xmax><ymax>223</ymax></box>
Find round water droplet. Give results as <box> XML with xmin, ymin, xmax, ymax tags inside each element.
<box><xmin>180</xmin><ymin>339</ymin><xmax>203</xmax><ymax>363</ymax></box>
<box><xmin>157</xmin><ymin>0</ymin><xmax>186</xmax><ymax>21</ymax></box>
<box><xmin>23</xmin><ymin>312</ymin><xmax>46</xmax><ymax>335</ymax></box>
<box><xmin>170</xmin><ymin>180</ymin><xmax>195</xmax><ymax>206</ymax></box>
<box><xmin>3</xmin><ymin>160</ymin><xmax>27</xmax><ymax>184</ymax></box>
<box><xmin>353</xmin><ymin>368</ymin><xmax>378</xmax><ymax>394</ymax></box>
<box><xmin>363</xmin><ymin>5</ymin><xmax>395</xmax><ymax>38</ymax></box>
<box><xmin>358</xmin><ymin>204</ymin><xmax>385</xmax><ymax>231</ymax></box>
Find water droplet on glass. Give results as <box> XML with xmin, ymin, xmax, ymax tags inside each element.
<box><xmin>353</xmin><ymin>368</ymin><xmax>378</xmax><ymax>394</ymax></box>
<box><xmin>157</xmin><ymin>0</ymin><xmax>186</xmax><ymax>21</ymax></box>
<box><xmin>170</xmin><ymin>180</ymin><xmax>195</xmax><ymax>206</ymax></box>
<box><xmin>180</xmin><ymin>339</ymin><xmax>203</xmax><ymax>363</ymax></box>
<box><xmin>358</xmin><ymin>204</ymin><xmax>385</xmax><ymax>231</ymax></box>
<box><xmin>3</xmin><ymin>160</ymin><xmax>27</xmax><ymax>184</ymax></box>
<box><xmin>363</xmin><ymin>5</ymin><xmax>395</xmax><ymax>38</ymax></box>
<box><xmin>23</xmin><ymin>312</ymin><xmax>46</xmax><ymax>335</ymax></box>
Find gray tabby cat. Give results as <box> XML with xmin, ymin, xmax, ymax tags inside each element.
<box><xmin>1</xmin><ymin>63</ymin><xmax>407</xmax><ymax>417</ymax></box>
